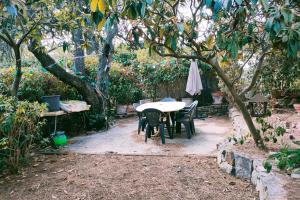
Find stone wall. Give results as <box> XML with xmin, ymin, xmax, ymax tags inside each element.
<box><xmin>217</xmin><ymin>108</ymin><xmax>290</xmax><ymax>200</ymax></box>
<box><xmin>196</xmin><ymin>104</ymin><xmax>228</xmax><ymax>117</ymax></box>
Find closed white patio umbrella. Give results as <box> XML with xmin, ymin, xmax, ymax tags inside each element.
<box><xmin>185</xmin><ymin>60</ymin><xmax>203</xmax><ymax>96</ymax></box>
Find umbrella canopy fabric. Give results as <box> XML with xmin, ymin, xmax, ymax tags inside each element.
<box><xmin>185</xmin><ymin>60</ymin><xmax>203</xmax><ymax>96</ymax></box>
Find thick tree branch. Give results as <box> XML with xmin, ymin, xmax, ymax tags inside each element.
<box><xmin>0</xmin><ymin>34</ymin><xmax>13</xmax><ymax>47</ymax></box>
<box><xmin>2</xmin><ymin>30</ymin><xmax>16</xmax><ymax>47</ymax></box>
<box><xmin>17</xmin><ymin>20</ymin><xmax>40</xmax><ymax>46</ymax></box>
<box><xmin>152</xmin><ymin>47</ymin><xmax>199</xmax><ymax>60</ymax></box>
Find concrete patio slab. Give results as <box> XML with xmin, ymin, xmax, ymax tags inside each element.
<box><xmin>66</xmin><ymin>117</ymin><xmax>233</xmax><ymax>156</ymax></box>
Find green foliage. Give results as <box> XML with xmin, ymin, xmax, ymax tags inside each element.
<box><xmin>0</xmin><ymin>66</ymin><xmax>80</xmax><ymax>102</ymax></box>
<box><xmin>109</xmin><ymin>65</ymin><xmax>143</xmax><ymax>105</ymax></box>
<box><xmin>264</xmin><ymin>143</ymin><xmax>300</xmax><ymax>173</ymax></box>
<box><xmin>228</xmin><ymin>117</ymin><xmax>286</xmax><ymax>145</ymax></box>
<box><xmin>140</xmin><ymin>59</ymin><xmax>189</xmax><ymax>99</ymax></box>
<box><xmin>0</xmin><ymin>95</ymin><xmax>46</xmax><ymax>173</ymax></box>
<box><xmin>263</xmin><ymin>160</ymin><xmax>272</xmax><ymax>173</ymax></box>
<box><xmin>256</xmin><ymin>117</ymin><xmax>286</xmax><ymax>143</ymax></box>
<box><xmin>261</xmin><ymin>53</ymin><xmax>300</xmax><ymax>96</ymax></box>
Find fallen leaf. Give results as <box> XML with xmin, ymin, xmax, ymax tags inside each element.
<box><xmin>229</xmin><ymin>181</ymin><xmax>236</xmax><ymax>185</ymax></box>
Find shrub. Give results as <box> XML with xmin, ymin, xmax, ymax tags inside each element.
<box><xmin>264</xmin><ymin>142</ymin><xmax>300</xmax><ymax>173</ymax></box>
<box><xmin>0</xmin><ymin>95</ymin><xmax>46</xmax><ymax>173</ymax></box>
<box><xmin>109</xmin><ymin>64</ymin><xmax>143</xmax><ymax>105</ymax></box>
<box><xmin>0</xmin><ymin>66</ymin><xmax>80</xmax><ymax>101</ymax></box>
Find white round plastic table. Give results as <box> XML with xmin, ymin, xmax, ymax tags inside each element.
<box><xmin>136</xmin><ymin>101</ymin><xmax>186</xmax><ymax>113</ymax></box>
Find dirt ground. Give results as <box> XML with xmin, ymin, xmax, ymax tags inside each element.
<box><xmin>0</xmin><ymin>154</ymin><xmax>258</xmax><ymax>200</ymax></box>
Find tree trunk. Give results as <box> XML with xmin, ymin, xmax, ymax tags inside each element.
<box><xmin>11</xmin><ymin>46</ymin><xmax>22</xmax><ymax>97</ymax></box>
<box><xmin>72</xmin><ymin>26</ymin><xmax>86</xmax><ymax>75</ymax></box>
<box><xmin>208</xmin><ymin>57</ymin><xmax>265</xmax><ymax>149</ymax></box>
<box><xmin>97</xmin><ymin>23</ymin><xmax>118</xmax><ymax>109</ymax></box>
<box><xmin>71</xmin><ymin>1</ymin><xmax>86</xmax><ymax>75</ymax></box>
<box><xmin>85</xmin><ymin>31</ymin><xmax>100</xmax><ymax>55</ymax></box>
<box><xmin>29</xmin><ymin>42</ymin><xmax>103</xmax><ymax>112</ymax></box>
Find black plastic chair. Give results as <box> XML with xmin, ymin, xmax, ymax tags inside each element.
<box><xmin>142</xmin><ymin>108</ymin><xmax>166</xmax><ymax>144</ymax></box>
<box><xmin>175</xmin><ymin>100</ymin><xmax>198</xmax><ymax>138</ymax></box>
<box><xmin>133</xmin><ymin>103</ymin><xmax>146</xmax><ymax>134</ymax></box>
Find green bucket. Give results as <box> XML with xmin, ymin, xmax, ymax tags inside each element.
<box><xmin>52</xmin><ymin>131</ymin><xmax>67</xmax><ymax>146</ymax></box>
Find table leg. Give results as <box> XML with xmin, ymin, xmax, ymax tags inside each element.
<box><xmin>54</xmin><ymin>115</ymin><xmax>57</xmax><ymax>133</ymax></box>
<box><xmin>165</xmin><ymin>113</ymin><xmax>172</xmax><ymax>138</ymax></box>
<box><xmin>170</xmin><ymin>112</ymin><xmax>175</xmax><ymax>139</ymax></box>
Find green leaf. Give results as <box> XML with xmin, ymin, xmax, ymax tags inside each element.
<box><xmin>224</xmin><ymin>0</ymin><xmax>232</xmax><ymax>10</ymax></box>
<box><xmin>140</xmin><ymin>2</ymin><xmax>146</xmax><ymax>18</ymax></box>
<box><xmin>265</xmin><ymin>17</ymin><xmax>273</xmax><ymax>32</ymax></box>
<box><xmin>92</xmin><ymin>11</ymin><xmax>104</xmax><ymax>25</ymax></box>
<box><xmin>146</xmin><ymin>0</ymin><xmax>153</xmax><ymax>5</ymax></box>
<box><xmin>247</xmin><ymin>23</ymin><xmax>254</xmax><ymax>34</ymax></box>
<box><xmin>127</xmin><ymin>3</ymin><xmax>138</xmax><ymax>20</ymax></box>
<box><xmin>171</xmin><ymin>37</ymin><xmax>177</xmax><ymax>51</ymax></box>
<box><xmin>273</xmin><ymin>21</ymin><xmax>281</xmax><ymax>33</ymax></box>
<box><xmin>205</xmin><ymin>0</ymin><xmax>212</xmax><ymax>7</ymax></box>
<box><xmin>235</xmin><ymin>0</ymin><xmax>242</xmax><ymax>6</ymax></box>
<box><xmin>263</xmin><ymin>161</ymin><xmax>272</xmax><ymax>173</ymax></box>
<box><xmin>251</xmin><ymin>0</ymin><xmax>258</xmax><ymax>4</ymax></box>
<box><xmin>260</xmin><ymin>0</ymin><xmax>269</xmax><ymax>11</ymax></box>
<box><xmin>213</xmin><ymin>0</ymin><xmax>222</xmax><ymax>13</ymax></box>
<box><xmin>281</xmin><ymin>9</ymin><xmax>292</xmax><ymax>24</ymax></box>
<box><xmin>165</xmin><ymin>36</ymin><xmax>172</xmax><ymax>47</ymax></box>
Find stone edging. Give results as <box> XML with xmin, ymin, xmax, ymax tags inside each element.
<box><xmin>217</xmin><ymin>108</ymin><xmax>288</xmax><ymax>200</ymax></box>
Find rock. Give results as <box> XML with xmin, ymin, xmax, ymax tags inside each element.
<box><xmin>291</xmin><ymin>168</ymin><xmax>300</xmax><ymax>179</ymax></box>
<box><xmin>225</xmin><ymin>151</ymin><xmax>234</xmax><ymax>165</ymax></box>
<box><xmin>234</xmin><ymin>153</ymin><xmax>253</xmax><ymax>180</ymax></box>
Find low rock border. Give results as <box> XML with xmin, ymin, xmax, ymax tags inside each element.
<box><xmin>217</xmin><ymin>108</ymin><xmax>289</xmax><ymax>200</ymax></box>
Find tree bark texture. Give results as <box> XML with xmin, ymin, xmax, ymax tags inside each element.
<box><xmin>97</xmin><ymin>23</ymin><xmax>119</xmax><ymax>104</ymax></box>
<box><xmin>11</xmin><ymin>46</ymin><xmax>22</xmax><ymax>97</ymax></box>
<box><xmin>72</xmin><ymin>1</ymin><xmax>86</xmax><ymax>75</ymax></box>
<box><xmin>72</xmin><ymin>26</ymin><xmax>86</xmax><ymax>75</ymax></box>
<box><xmin>29</xmin><ymin>42</ymin><xmax>103</xmax><ymax>112</ymax></box>
<box><xmin>208</xmin><ymin>57</ymin><xmax>265</xmax><ymax>148</ymax></box>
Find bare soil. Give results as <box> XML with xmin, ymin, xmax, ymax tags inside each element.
<box><xmin>0</xmin><ymin>154</ymin><xmax>258</xmax><ymax>200</ymax></box>
<box><xmin>231</xmin><ymin>111</ymin><xmax>300</xmax><ymax>200</ymax></box>
<box><xmin>233</xmin><ymin>111</ymin><xmax>300</xmax><ymax>159</ymax></box>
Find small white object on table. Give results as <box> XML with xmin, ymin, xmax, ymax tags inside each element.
<box><xmin>136</xmin><ymin>101</ymin><xmax>185</xmax><ymax>113</ymax></box>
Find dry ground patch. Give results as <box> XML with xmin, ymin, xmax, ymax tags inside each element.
<box><xmin>0</xmin><ymin>154</ymin><xmax>258</xmax><ymax>200</ymax></box>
